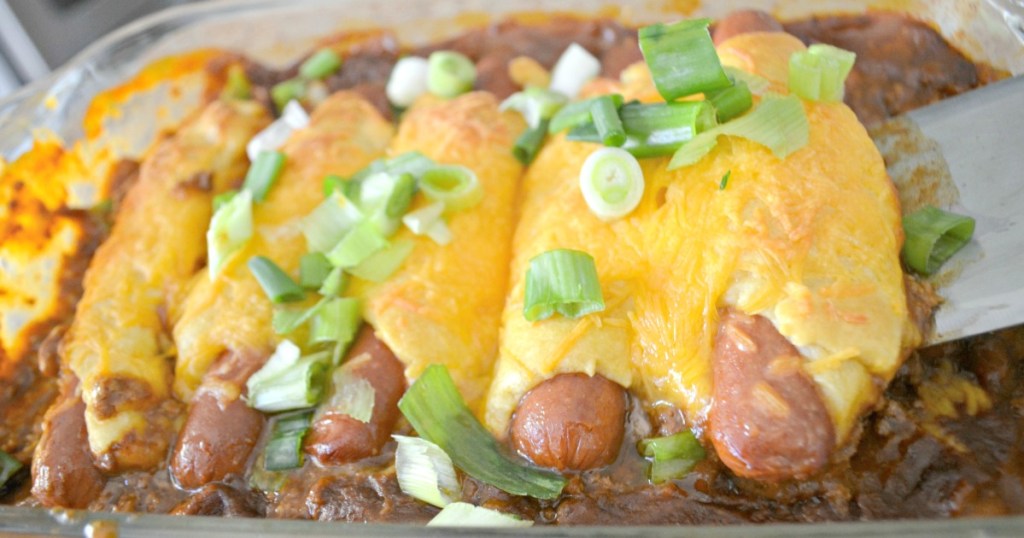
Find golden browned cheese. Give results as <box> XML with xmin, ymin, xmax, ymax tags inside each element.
<box><xmin>351</xmin><ymin>93</ymin><xmax>526</xmax><ymax>410</ymax></box>
<box><xmin>173</xmin><ymin>93</ymin><xmax>394</xmax><ymax>400</ymax></box>
<box><xmin>485</xmin><ymin>33</ymin><xmax>916</xmax><ymax>444</ymax></box>
<box><xmin>62</xmin><ymin>99</ymin><xmax>270</xmax><ymax>470</ymax></box>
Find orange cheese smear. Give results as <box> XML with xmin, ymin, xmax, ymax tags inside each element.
<box><xmin>485</xmin><ymin>33</ymin><xmax>916</xmax><ymax>444</ymax></box>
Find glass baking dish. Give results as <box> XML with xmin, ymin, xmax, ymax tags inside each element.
<box><xmin>1</xmin><ymin>0</ymin><xmax>1023</xmax><ymax>535</ymax></box>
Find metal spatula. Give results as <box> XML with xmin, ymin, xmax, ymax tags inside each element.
<box><xmin>871</xmin><ymin>75</ymin><xmax>1024</xmax><ymax>344</ymax></box>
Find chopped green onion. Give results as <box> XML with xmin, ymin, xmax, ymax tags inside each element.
<box><xmin>524</xmin><ymin>249</ymin><xmax>605</xmax><ymax>322</ymax></box>
<box><xmin>427</xmin><ymin>502</ymin><xmax>534</xmax><ymax>527</ymax></box>
<box><xmin>207</xmin><ymin>189</ymin><xmax>253</xmax><ymax>279</ymax></box>
<box><xmin>638</xmin><ymin>430</ymin><xmax>705</xmax><ymax>483</ymax></box>
<box><xmin>281</xmin><ymin>100</ymin><xmax>310</xmax><ymax>129</ymax></box>
<box><xmin>247</xmin><ymin>351</ymin><xmax>330</xmax><ymax>412</ymax></box>
<box><xmin>394</xmin><ymin>435</ymin><xmax>461</xmax><ymax>508</ymax></box>
<box><xmin>322</xmin><ymin>174</ymin><xmax>346</xmax><ymax>197</ymax></box>
<box><xmin>724</xmin><ymin>66</ymin><xmax>771</xmax><ymax>96</ymax></box>
<box><xmin>591</xmin><ymin>95</ymin><xmax>626</xmax><ymax>147</ymax></box>
<box><xmin>248</xmin><ymin>340</ymin><xmax>302</xmax><ymax>389</ymax></box>
<box><xmin>243</xmin><ymin>150</ymin><xmax>286</xmax><ymax>203</ymax></box>
<box><xmin>248</xmin><ymin>256</ymin><xmax>305</xmax><ymax>303</ymax></box>
<box><xmin>301</xmin><ymin>192</ymin><xmax>363</xmax><ymax>254</ymax></box>
<box><xmin>350</xmin><ymin>152</ymin><xmax>436</xmax><ymax>184</ymax></box>
<box><xmin>387</xmin><ymin>56</ymin><xmax>430</xmax><ymax>108</ymax></box>
<box><xmin>500</xmin><ymin>87</ymin><xmax>568</xmax><ymax>129</ymax></box>
<box><xmin>399</xmin><ymin>365</ymin><xmax>567</xmax><ymax>499</ymax></box>
<box><xmin>326</xmin><ymin>220</ymin><xmax>389</xmax><ymax>269</ymax></box>
<box><xmin>0</xmin><ymin>450</ymin><xmax>24</xmax><ymax>493</ymax></box>
<box><xmin>403</xmin><ymin>202</ymin><xmax>452</xmax><ymax>246</ymax></box>
<box><xmin>579</xmin><ymin>147</ymin><xmax>644</xmax><ymax>221</ymax></box>
<box><xmin>549</xmin><ymin>94</ymin><xmax>624</xmax><ymax>135</ymax></box>
<box><xmin>318</xmin><ymin>266</ymin><xmax>348</xmax><ymax>297</ymax></box>
<box><xmin>348</xmin><ymin>238</ymin><xmax>414</xmax><ymax>282</ymax></box>
<box><xmin>299</xmin><ymin>48</ymin><xmax>343</xmax><ymax>80</ymax></box>
<box><xmin>321</xmin><ymin>363</ymin><xmax>375</xmax><ymax>422</ymax></box>
<box><xmin>568</xmin><ymin>101</ymin><xmax>718</xmax><ymax>158</ymax></box>
<box><xmin>271</xmin><ymin>78</ymin><xmax>306</xmax><ymax>113</ymax></box>
<box><xmin>272</xmin><ymin>299</ymin><xmax>325</xmax><ymax>335</ymax></box>
<box><xmin>309</xmin><ymin>297</ymin><xmax>361</xmax><ymax>346</ymax></box>
<box><xmin>385</xmin><ymin>173</ymin><xmax>417</xmax><ymax>218</ymax></box>
<box><xmin>788</xmin><ymin>44</ymin><xmax>857</xmax><ymax>103</ymax></box>
<box><xmin>639</xmin><ymin>19</ymin><xmax>731</xmax><ymax>101</ymax></box>
<box><xmin>299</xmin><ymin>252</ymin><xmax>333</xmax><ymax>289</ymax></box>
<box><xmin>901</xmin><ymin>206</ymin><xmax>976</xmax><ymax>275</ymax></box>
<box><xmin>420</xmin><ymin>165</ymin><xmax>483</xmax><ymax>213</ymax></box>
<box><xmin>513</xmin><ymin>120</ymin><xmax>550</xmax><ymax>165</ymax></box>
<box><xmin>223</xmin><ymin>64</ymin><xmax>252</xmax><ymax>100</ymax></box>
<box><xmin>549</xmin><ymin>43</ymin><xmax>601</xmax><ymax>99</ymax></box>
<box><xmin>668</xmin><ymin>94</ymin><xmax>809</xmax><ymax>170</ymax></box>
<box><xmin>264</xmin><ymin>409</ymin><xmax>314</xmax><ymax>471</ymax></box>
<box><xmin>719</xmin><ymin>170</ymin><xmax>731</xmax><ymax>190</ymax></box>
<box><xmin>705</xmin><ymin>79</ymin><xmax>753</xmax><ymax>122</ymax></box>
<box><xmin>428</xmin><ymin>51</ymin><xmax>476</xmax><ymax>99</ymax></box>
<box><xmin>639</xmin><ymin>431</ymin><xmax>705</xmax><ymax>461</ymax></box>
<box><xmin>212</xmin><ymin>189</ymin><xmax>238</xmax><ymax>213</ymax></box>
<box><xmin>649</xmin><ymin>459</ymin><xmax>698</xmax><ymax>483</ymax></box>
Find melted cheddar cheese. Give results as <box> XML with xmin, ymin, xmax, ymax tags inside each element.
<box><xmin>485</xmin><ymin>33</ymin><xmax>916</xmax><ymax>443</ymax></box>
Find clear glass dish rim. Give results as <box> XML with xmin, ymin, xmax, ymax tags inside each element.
<box><xmin>1</xmin><ymin>0</ymin><xmax>1022</xmax><ymax>535</ymax></box>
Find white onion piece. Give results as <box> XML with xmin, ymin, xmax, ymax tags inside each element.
<box><xmin>549</xmin><ymin>43</ymin><xmax>602</xmax><ymax>99</ymax></box>
<box><xmin>387</xmin><ymin>56</ymin><xmax>430</xmax><ymax>108</ymax></box>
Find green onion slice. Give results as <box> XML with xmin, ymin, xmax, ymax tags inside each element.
<box><xmin>212</xmin><ymin>189</ymin><xmax>238</xmax><ymax>213</ymax></box>
<box><xmin>318</xmin><ymin>266</ymin><xmax>349</xmax><ymax>297</ymax></box>
<box><xmin>272</xmin><ymin>299</ymin><xmax>324</xmax><ymax>335</ymax></box>
<box><xmin>523</xmin><ymin>249</ymin><xmax>605</xmax><ymax>322</ymax></box>
<box><xmin>788</xmin><ymin>44</ymin><xmax>857</xmax><ymax>103</ymax></box>
<box><xmin>320</xmin><ymin>362</ymin><xmax>375</xmax><ymax>422</ymax></box>
<box><xmin>549</xmin><ymin>42</ymin><xmax>601</xmax><ymax>99</ymax></box>
<box><xmin>247</xmin><ymin>351</ymin><xmax>330</xmax><ymax>412</ymax></box>
<box><xmin>549</xmin><ymin>94</ymin><xmax>625</xmax><ymax>135</ymax></box>
<box><xmin>428</xmin><ymin>51</ymin><xmax>476</xmax><ymax>99</ymax></box>
<box><xmin>309</xmin><ymin>297</ymin><xmax>361</xmax><ymax>347</ymax></box>
<box><xmin>247</xmin><ymin>340</ymin><xmax>301</xmax><ymax>388</ymax></box>
<box><xmin>299</xmin><ymin>48</ymin><xmax>343</xmax><ymax>80</ymax></box>
<box><xmin>326</xmin><ymin>220</ymin><xmax>389</xmax><ymax>269</ymax></box>
<box><xmin>0</xmin><ymin>450</ymin><xmax>24</xmax><ymax>493</ymax></box>
<box><xmin>394</xmin><ymin>435</ymin><xmax>462</xmax><ymax>508</ymax></box>
<box><xmin>322</xmin><ymin>174</ymin><xmax>345</xmax><ymax>197</ymax></box>
<box><xmin>901</xmin><ymin>206</ymin><xmax>976</xmax><ymax>275</ymax></box>
<box><xmin>705</xmin><ymin>79</ymin><xmax>753</xmax><ymax>123</ymax></box>
<box><xmin>719</xmin><ymin>170</ymin><xmax>731</xmax><ymax>190</ymax></box>
<box><xmin>223</xmin><ymin>64</ymin><xmax>252</xmax><ymax>101</ymax></box>
<box><xmin>568</xmin><ymin>101</ymin><xmax>718</xmax><ymax>158</ymax></box>
<box><xmin>206</xmin><ymin>189</ymin><xmax>253</xmax><ymax>279</ymax></box>
<box><xmin>668</xmin><ymin>94</ymin><xmax>809</xmax><ymax>170</ymax></box>
<box><xmin>513</xmin><ymin>120</ymin><xmax>550</xmax><ymax>166</ymax></box>
<box><xmin>248</xmin><ymin>256</ymin><xmax>305</xmax><ymax>304</ymax></box>
<box><xmin>243</xmin><ymin>150</ymin><xmax>286</xmax><ymax>203</ymax></box>
<box><xmin>302</xmin><ymin>192</ymin><xmax>364</xmax><ymax>254</ymax></box>
<box><xmin>298</xmin><ymin>252</ymin><xmax>333</xmax><ymax>289</ymax></box>
<box><xmin>591</xmin><ymin>95</ymin><xmax>626</xmax><ymax>147</ymax></box>
<box><xmin>428</xmin><ymin>502</ymin><xmax>533</xmax><ymax>527</ymax></box>
<box><xmin>639</xmin><ymin>18</ymin><xmax>731</xmax><ymax>101</ymax></box>
<box><xmin>638</xmin><ymin>430</ymin><xmax>706</xmax><ymax>483</ymax></box>
<box><xmin>724</xmin><ymin>66</ymin><xmax>770</xmax><ymax>96</ymax></box>
<box><xmin>387</xmin><ymin>56</ymin><xmax>430</xmax><ymax>108</ymax></box>
<box><xmin>579</xmin><ymin>147</ymin><xmax>645</xmax><ymax>221</ymax></box>
<box><xmin>500</xmin><ymin>87</ymin><xmax>568</xmax><ymax>129</ymax></box>
<box><xmin>403</xmin><ymin>202</ymin><xmax>452</xmax><ymax>246</ymax></box>
<box><xmin>385</xmin><ymin>173</ymin><xmax>417</xmax><ymax>218</ymax></box>
<box><xmin>420</xmin><ymin>165</ymin><xmax>483</xmax><ymax>213</ymax></box>
<box><xmin>399</xmin><ymin>365</ymin><xmax>566</xmax><ymax>500</ymax></box>
<box><xmin>264</xmin><ymin>409</ymin><xmax>314</xmax><ymax>471</ymax></box>
<box><xmin>271</xmin><ymin>78</ymin><xmax>306</xmax><ymax>113</ymax></box>
<box><xmin>348</xmin><ymin>238</ymin><xmax>414</xmax><ymax>283</ymax></box>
